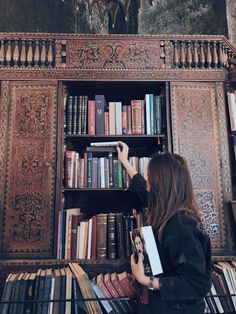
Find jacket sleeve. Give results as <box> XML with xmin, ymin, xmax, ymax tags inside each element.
<box><xmin>129</xmin><ymin>173</ymin><xmax>148</xmax><ymax>207</ymax></box>
<box><xmin>159</xmin><ymin>214</ymin><xmax>212</xmax><ymax>301</ymax></box>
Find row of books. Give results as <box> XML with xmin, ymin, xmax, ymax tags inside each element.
<box><xmin>57</xmin><ymin>208</ymin><xmax>142</xmax><ymax>261</ymax></box>
<box><xmin>65</xmin><ymin>150</ymin><xmax>150</xmax><ymax>189</ymax></box>
<box><xmin>205</xmin><ymin>261</ymin><xmax>236</xmax><ymax>313</ymax></box>
<box><xmin>227</xmin><ymin>91</ymin><xmax>236</xmax><ymax>131</ymax></box>
<box><xmin>65</xmin><ymin>94</ymin><xmax>163</xmax><ymax>135</ymax></box>
<box><xmin>0</xmin><ymin>263</ymin><xmax>138</xmax><ymax>314</ymax></box>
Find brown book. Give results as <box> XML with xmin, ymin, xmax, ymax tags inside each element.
<box><xmin>212</xmin><ymin>270</ymin><xmax>231</xmax><ymax>312</ymax></box>
<box><xmin>116</xmin><ymin>212</ymin><xmax>125</xmax><ymax>260</ymax></box>
<box><xmin>104</xmin><ymin>273</ymin><xmax>129</xmax><ymax>313</ymax></box>
<box><xmin>88</xmin><ymin>100</ymin><xmax>96</xmax><ymax>135</ymax></box>
<box><xmin>108</xmin><ymin>213</ymin><xmax>117</xmax><ymax>259</ymax></box>
<box><xmin>131</xmin><ymin>100</ymin><xmax>142</xmax><ymax>134</ymax></box>
<box><xmin>96</xmin><ymin>213</ymin><xmax>108</xmax><ymax>259</ymax></box>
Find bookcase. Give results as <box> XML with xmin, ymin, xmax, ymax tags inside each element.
<box><xmin>0</xmin><ymin>33</ymin><xmax>236</xmax><ymax>312</ymax></box>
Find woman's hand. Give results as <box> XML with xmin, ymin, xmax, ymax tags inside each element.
<box><xmin>117</xmin><ymin>141</ymin><xmax>129</xmax><ymax>165</ymax></box>
<box><xmin>130</xmin><ymin>252</ymin><xmax>147</xmax><ymax>285</ymax></box>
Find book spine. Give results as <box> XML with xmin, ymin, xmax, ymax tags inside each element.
<box><xmin>95</xmin><ymin>94</ymin><xmax>105</xmax><ymax>134</ymax></box>
<box><xmin>66</xmin><ymin>96</ymin><xmax>73</xmax><ymax>134</ymax></box>
<box><xmin>88</xmin><ymin>100</ymin><xmax>96</xmax><ymax>135</ymax></box>
<box><xmin>87</xmin><ymin>152</ymin><xmax>93</xmax><ymax>188</ymax></box>
<box><xmin>96</xmin><ymin>214</ymin><xmax>108</xmax><ymax>260</ymax></box>
<box><xmin>108</xmin><ymin>213</ymin><xmax>117</xmax><ymax>259</ymax></box>
<box><xmin>81</xmin><ymin>96</ymin><xmax>88</xmax><ymax>134</ymax></box>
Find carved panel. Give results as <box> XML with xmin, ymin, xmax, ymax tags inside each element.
<box><xmin>171</xmin><ymin>82</ymin><xmax>228</xmax><ymax>250</ymax></box>
<box><xmin>66</xmin><ymin>39</ymin><xmax>160</xmax><ymax>70</ymax></box>
<box><xmin>1</xmin><ymin>82</ymin><xmax>57</xmax><ymax>256</ymax></box>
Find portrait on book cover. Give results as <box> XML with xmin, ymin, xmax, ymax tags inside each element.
<box><xmin>130</xmin><ymin>228</ymin><xmax>151</xmax><ymax>275</ymax></box>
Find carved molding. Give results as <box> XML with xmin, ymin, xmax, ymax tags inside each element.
<box><xmin>0</xmin><ymin>68</ymin><xmax>226</xmax><ymax>82</ymax></box>
<box><xmin>2</xmin><ymin>81</ymin><xmax>57</xmax><ymax>256</ymax></box>
<box><xmin>170</xmin><ymin>82</ymin><xmax>226</xmax><ymax>249</ymax></box>
<box><xmin>0</xmin><ymin>81</ymin><xmax>10</xmax><ymax>249</ymax></box>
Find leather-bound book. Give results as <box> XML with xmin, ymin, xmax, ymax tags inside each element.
<box><xmin>116</xmin><ymin>212</ymin><xmax>125</xmax><ymax>260</ymax></box>
<box><xmin>72</xmin><ymin>95</ymin><xmax>78</xmax><ymax>134</ymax></box>
<box><xmin>88</xmin><ymin>100</ymin><xmax>96</xmax><ymax>135</ymax></box>
<box><xmin>96</xmin><ymin>213</ymin><xmax>108</xmax><ymax>260</ymax></box>
<box><xmin>66</xmin><ymin>95</ymin><xmax>73</xmax><ymax>134</ymax></box>
<box><xmin>96</xmin><ymin>273</ymin><xmax>120</xmax><ymax>314</ymax></box>
<box><xmin>107</xmin><ymin>213</ymin><xmax>117</xmax><ymax>259</ymax></box>
<box><xmin>104</xmin><ymin>272</ymin><xmax>129</xmax><ymax>313</ymax></box>
<box><xmin>131</xmin><ymin>99</ymin><xmax>142</xmax><ymax>135</ymax></box>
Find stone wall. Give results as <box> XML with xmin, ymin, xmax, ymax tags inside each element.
<box><xmin>226</xmin><ymin>0</ymin><xmax>236</xmax><ymax>45</ymax></box>
<box><xmin>138</xmin><ymin>0</ymin><xmax>228</xmax><ymax>36</ymax></box>
<box><xmin>0</xmin><ymin>0</ymin><xmax>234</xmax><ymax>45</ymax></box>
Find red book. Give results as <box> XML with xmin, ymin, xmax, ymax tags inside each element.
<box><xmin>104</xmin><ymin>273</ymin><xmax>129</xmax><ymax>313</ymax></box>
<box><xmin>88</xmin><ymin>100</ymin><xmax>96</xmax><ymax>135</ymax></box>
<box><xmin>118</xmin><ymin>271</ymin><xmax>137</xmax><ymax>298</ymax></box>
<box><xmin>131</xmin><ymin>100</ymin><xmax>142</xmax><ymax>134</ymax></box>
<box><xmin>111</xmin><ymin>273</ymin><xmax>134</xmax><ymax>313</ymax></box>
<box><xmin>96</xmin><ymin>274</ymin><xmax>119</xmax><ymax>314</ymax></box>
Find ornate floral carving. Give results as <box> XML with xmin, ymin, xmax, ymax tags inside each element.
<box><xmin>171</xmin><ymin>83</ymin><xmax>225</xmax><ymax>249</ymax></box>
<box><xmin>14</xmin><ymin>90</ymin><xmax>50</xmax><ymax>137</ymax></box>
<box><xmin>12</xmin><ymin>141</ymin><xmax>49</xmax><ymax>188</ymax></box>
<box><xmin>2</xmin><ymin>82</ymin><xmax>57</xmax><ymax>255</ymax></box>
<box><xmin>11</xmin><ymin>192</ymin><xmax>47</xmax><ymax>242</ymax></box>
<box><xmin>66</xmin><ymin>39</ymin><xmax>160</xmax><ymax>70</ymax></box>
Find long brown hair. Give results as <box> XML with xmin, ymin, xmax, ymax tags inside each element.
<box><xmin>147</xmin><ymin>153</ymin><xmax>201</xmax><ymax>241</ymax></box>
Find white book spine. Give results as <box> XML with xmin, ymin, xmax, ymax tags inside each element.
<box><xmin>141</xmin><ymin>226</ymin><xmax>163</xmax><ymax>275</ymax></box>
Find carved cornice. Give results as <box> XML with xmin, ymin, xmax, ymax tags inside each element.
<box><xmin>0</xmin><ymin>68</ymin><xmax>226</xmax><ymax>82</ymax></box>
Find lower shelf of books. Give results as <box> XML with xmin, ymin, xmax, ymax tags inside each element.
<box><xmin>1</xmin><ymin>261</ymin><xmax>236</xmax><ymax>313</ymax></box>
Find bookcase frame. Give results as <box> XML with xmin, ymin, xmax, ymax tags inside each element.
<box><xmin>0</xmin><ymin>33</ymin><xmax>236</xmax><ymax>285</ymax></box>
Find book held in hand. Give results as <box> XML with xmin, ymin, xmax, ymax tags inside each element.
<box><xmin>130</xmin><ymin>226</ymin><xmax>163</xmax><ymax>276</ymax></box>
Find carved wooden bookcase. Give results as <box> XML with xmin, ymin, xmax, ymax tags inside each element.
<box><xmin>0</xmin><ymin>34</ymin><xmax>236</xmax><ymax>279</ymax></box>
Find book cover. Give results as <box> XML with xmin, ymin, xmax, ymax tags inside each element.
<box><xmin>130</xmin><ymin>226</ymin><xmax>163</xmax><ymax>276</ymax></box>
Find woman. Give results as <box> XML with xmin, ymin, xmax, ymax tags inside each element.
<box><xmin>117</xmin><ymin>141</ymin><xmax>212</xmax><ymax>314</ymax></box>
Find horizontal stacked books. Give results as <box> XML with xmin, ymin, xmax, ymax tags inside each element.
<box><xmin>0</xmin><ymin>263</ymin><xmax>138</xmax><ymax>314</ymax></box>
<box><xmin>65</xmin><ymin>149</ymin><xmax>150</xmax><ymax>189</ymax></box>
<box><xmin>65</xmin><ymin>94</ymin><xmax>163</xmax><ymax>135</ymax></box>
<box><xmin>57</xmin><ymin>209</ymin><xmax>142</xmax><ymax>261</ymax></box>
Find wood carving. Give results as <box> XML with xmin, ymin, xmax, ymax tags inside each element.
<box><xmin>170</xmin><ymin>82</ymin><xmax>229</xmax><ymax>251</ymax></box>
<box><xmin>1</xmin><ymin>82</ymin><xmax>57</xmax><ymax>257</ymax></box>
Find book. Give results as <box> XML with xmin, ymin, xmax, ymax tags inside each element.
<box><xmin>95</xmin><ymin>94</ymin><xmax>106</xmax><ymax>134</ymax></box>
<box><xmin>227</xmin><ymin>92</ymin><xmax>236</xmax><ymax>131</ymax></box>
<box><xmin>91</xmin><ymin>279</ymin><xmax>113</xmax><ymax>314</ymax></box>
<box><xmin>69</xmin><ymin>263</ymin><xmax>103</xmax><ymax>314</ymax></box>
<box><xmin>96</xmin><ymin>213</ymin><xmax>108</xmax><ymax>259</ymax></box>
<box><xmin>96</xmin><ymin>273</ymin><xmax>120</xmax><ymax>313</ymax></box>
<box><xmin>90</xmin><ymin>141</ymin><xmax>119</xmax><ymax>147</ymax></box>
<box><xmin>130</xmin><ymin>226</ymin><xmax>163</xmax><ymax>276</ymax></box>
<box><xmin>110</xmin><ymin>272</ymin><xmax>134</xmax><ymax>313</ymax></box>
<box><xmin>0</xmin><ymin>273</ymin><xmax>19</xmax><ymax>314</ymax></box>
<box><xmin>104</xmin><ymin>273</ymin><xmax>129</xmax><ymax>313</ymax></box>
